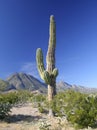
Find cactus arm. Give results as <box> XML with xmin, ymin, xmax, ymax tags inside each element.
<box><xmin>36</xmin><ymin>48</ymin><xmax>45</xmax><ymax>80</ymax></box>
<box><xmin>36</xmin><ymin>48</ymin><xmax>51</xmax><ymax>84</ymax></box>
<box><xmin>43</xmin><ymin>71</ymin><xmax>51</xmax><ymax>84</ymax></box>
<box><xmin>52</xmin><ymin>68</ymin><xmax>58</xmax><ymax>77</ymax></box>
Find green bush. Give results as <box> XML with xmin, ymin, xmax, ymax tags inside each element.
<box><xmin>31</xmin><ymin>94</ymin><xmax>46</xmax><ymax>102</ymax></box>
<box><xmin>0</xmin><ymin>94</ymin><xmax>12</xmax><ymax>119</ymax></box>
<box><xmin>31</xmin><ymin>94</ymin><xmax>46</xmax><ymax>108</ymax></box>
<box><xmin>0</xmin><ymin>102</ymin><xmax>11</xmax><ymax>119</ymax></box>
<box><xmin>48</xmin><ymin>90</ymin><xmax>97</xmax><ymax>129</ymax></box>
<box><xmin>51</xmin><ymin>92</ymin><xmax>66</xmax><ymax>117</ymax></box>
<box><xmin>0</xmin><ymin>91</ymin><xmax>33</xmax><ymax>119</ymax></box>
<box><xmin>67</xmin><ymin>95</ymin><xmax>97</xmax><ymax>129</ymax></box>
<box><xmin>38</xmin><ymin>103</ymin><xmax>45</xmax><ymax>113</ymax></box>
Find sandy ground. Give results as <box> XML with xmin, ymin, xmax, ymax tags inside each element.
<box><xmin>0</xmin><ymin>103</ymin><xmax>43</xmax><ymax>130</ymax></box>
<box><xmin>0</xmin><ymin>103</ymin><xmax>96</xmax><ymax>130</ymax></box>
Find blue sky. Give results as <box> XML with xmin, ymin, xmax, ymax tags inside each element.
<box><xmin>0</xmin><ymin>0</ymin><xmax>97</xmax><ymax>88</ymax></box>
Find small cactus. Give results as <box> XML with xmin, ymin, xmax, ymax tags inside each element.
<box><xmin>36</xmin><ymin>15</ymin><xmax>58</xmax><ymax>116</ymax></box>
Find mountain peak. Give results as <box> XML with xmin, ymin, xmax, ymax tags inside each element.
<box><xmin>6</xmin><ymin>72</ymin><xmax>47</xmax><ymax>92</ymax></box>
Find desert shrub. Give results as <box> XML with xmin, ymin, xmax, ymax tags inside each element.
<box><xmin>38</xmin><ymin>103</ymin><xmax>45</xmax><ymax>113</ymax></box>
<box><xmin>50</xmin><ymin>90</ymin><xmax>85</xmax><ymax>117</ymax></box>
<box><xmin>51</xmin><ymin>92</ymin><xmax>66</xmax><ymax>117</ymax></box>
<box><xmin>25</xmin><ymin>90</ymin><xmax>97</xmax><ymax>129</ymax></box>
<box><xmin>31</xmin><ymin>94</ymin><xmax>46</xmax><ymax>108</ymax></box>
<box><xmin>39</xmin><ymin>121</ymin><xmax>51</xmax><ymax>130</ymax></box>
<box><xmin>52</xmin><ymin>91</ymin><xmax>97</xmax><ymax>129</ymax></box>
<box><xmin>49</xmin><ymin>90</ymin><xmax>97</xmax><ymax>129</ymax></box>
<box><xmin>66</xmin><ymin>94</ymin><xmax>97</xmax><ymax>129</ymax></box>
<box><xmin>0</xmin><ymin>91</ymin><xmax>32</xmax><ymax>119</ymax></box>
<box><xmin>0</xmin><ymin>103</ymin><xmax>11</xmax><ymax>119</ymax></box>
<box><xmin>0</xmin><ymin>94</ymin><xmax>12</xmax><ymax>119</ymax></box>
<box><xmin>14</xmin><ymin>91</ymin><xmax>33</xmax><ymax>105</ymax></box>
<box><xmin>32</xmin><ymin>94</ymin><xmax>46</xmax><ymax>102</ymax></box>
<box><xmin>3</xmin><ymin>91</ymin><xmax>31</xmax><ymax>105</ymax></box>
<box><xmin>36</xmin><ymin>90</ymin><xmax>85</xmax><ymax>116</ymax></box>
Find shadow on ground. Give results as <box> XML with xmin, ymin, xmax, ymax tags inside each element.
<box><xmin>3</xmin><ymin>114</ymin><xmax>42</xmax><ymax>123</ymax></box>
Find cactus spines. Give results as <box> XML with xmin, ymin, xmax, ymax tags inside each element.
<box><xmin>43</xmin><ymin>71</ymin><xmax>51</xmax><ymax>84</ymax></box>
<box><xmin>46</xmin><ymin>15</ymin><xmax>56</xmax><ymax>73</ymax></box>
<box><xmin>52</xmin><ymin>68</ymin><xmax>58</xmax><ymax>77</ymax></box>
<box><xmin>36</xmin><ymin>15</ymin><xmax>58</xmax><ymax>117</ymax></box>
<box><xmin>36</xmin><ymin>48</ymin><xmax>45</xmax><ymax>80</ymax></box>
<box><xmin>36</xmin><ymin>48</ymin><xmax>51</xmax><ymax>84</ymax></box>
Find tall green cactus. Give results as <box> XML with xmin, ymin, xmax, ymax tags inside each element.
<box><xmin>36</xmin><ymin>15</ymin><xmax>58</xmax><ymax>116</ymax></box>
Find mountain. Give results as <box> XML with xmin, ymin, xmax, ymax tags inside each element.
<box><xmin>56</xmin><ymin>81</ymin><xmax>97</xmax><ymax>94</ymax></box>
<box><xmin>56</xmin><ymin>81</ymin><xmax>72</xmax><ymax>91</ymax></box>
<box><xmin>0</xmin><ymin>79</ymin><xmax>16</xmax><ymax>92</ymax></box>
<box><xmin>6</xmin><ymin>73</ymin><xmax>47</xmax><ymax>93</ymax></box>
<box><xmin>0</xmin><ymin>72</ymin><xmax>97</xmax><ymax>94</ymax></box>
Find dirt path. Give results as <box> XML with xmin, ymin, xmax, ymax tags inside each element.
<box><xmin>0</xmin><ymin>103</ymin><xmax>96</xmax><ymax>130</ymax></box>
<box><xmin>0</xmin><ymin>103</ymin><xmax>45</xmax><ymax>130</ymax></box>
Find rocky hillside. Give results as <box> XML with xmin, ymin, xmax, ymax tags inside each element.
<box><xmin>56</xmin><ymin>81</ymin><xmax>72</xmax><ymax>91</ymax></box>
<box><xmin>6</xmin><ymin>73</ymin><xmax>47</xmax><ymax>93</ymax></box>
<box><xmin>0</xmin><ymin>79</ymin><xmax>16</xmax><ymax>92</ymax></box>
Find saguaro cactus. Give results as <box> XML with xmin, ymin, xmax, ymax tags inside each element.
<box><xmin>36</xmin><ymin>15</ymin><xmax>58</xmax><ymax>116</ymax></box>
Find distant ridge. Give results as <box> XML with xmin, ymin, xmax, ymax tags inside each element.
<box><xmin>0</xmin><ymin>73</ymin><xmax>97</xmax><ymax>94</ymax></box>
<box><xmin>56</xmin><ymin>81</ymin><xmax>97</xmax><ymax>94</ymax></box>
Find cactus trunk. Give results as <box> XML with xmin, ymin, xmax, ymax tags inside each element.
<box><xmin>36</xmin><ymin>15</ymin><xmax>58</xmax><ymax>117</ymax></box>
<box><xmin>46</xmin><ymin>15</ymin><xmax>56</xmax><ymax>73</ymax></box>
<box><xmin>46</xmin><ymin>15</ymin><xmax>56</xmax><ymax>106</ymax></box>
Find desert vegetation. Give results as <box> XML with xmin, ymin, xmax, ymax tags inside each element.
<box><xmin>0</xmin><ymin>91</ymin><xmax>32</xmax><ymax>119</ymax></box>
<box><xmin>0</xmin><ymin>90</ymin><xmax>97</xmax><ymax>129</ymax></box>
<box><xmin>33</xmin><ymin>90</ymin><xmax>97</xmax><ymax>129</ymax></box>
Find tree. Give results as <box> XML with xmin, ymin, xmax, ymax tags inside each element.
<box><xmin>36</xmin><ymin>15</ymin><xmax>58</xmax><ymax>117</ymax></box>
